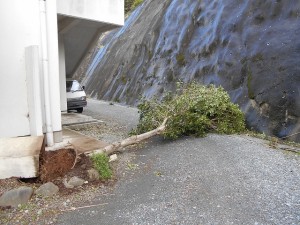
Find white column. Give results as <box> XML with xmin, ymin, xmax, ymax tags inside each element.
<box><xmin>45</xmin><ymin>0</ymin><xmax>62</xmax><ymax>142</ymax></box>
<box><xmin>25</xmin><ymin>45</ymin><xmax>43</xmax><ymax>136</ymax></box>
<box><xmin>39</xmin><ymin>0</ymin><xmax>54</xmax><ymax>146</ymax></box>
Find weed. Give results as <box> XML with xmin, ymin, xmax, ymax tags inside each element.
<box><xmin>268</xmin><ymin>136</ymin><xmax>279</xmax><ymax>148</ymax></box>
<box><xmin>127</xmin><ymin>163</ymin><xmax>138</xmax><ymax>170</ymax></box>
<box><xmin>90</xmin><ymin>153</ymin><xmax>112</xmax><ymax>180</ymax></box>
<box><xmin>248</xmin><ymin>131</ymin><xmax>300</xmax><ymax>150</ymax></box>
<box><xmin>155</xmin><ymin>171</ymin><xmax>163</xmax><ymax>177</ymax></box>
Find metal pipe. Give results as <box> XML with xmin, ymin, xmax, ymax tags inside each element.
<box><xmin>39</xmin><ymin>0</ymin><xmax>54</xmax><ymax>146</ymax></box>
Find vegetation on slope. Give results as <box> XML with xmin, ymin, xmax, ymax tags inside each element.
<box><xmin>125</xmin><ymin>0</ymin><xmax>144</xmax><ymax>14</ymax></box>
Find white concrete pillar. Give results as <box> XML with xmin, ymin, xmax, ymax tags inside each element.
<box><xmin>45</xmin><ymin>0</ymin><xmax>62</xmax><ymax>143</ymax></box>
<box><xmin>39</xmin><ymin>0</ymin><xmax>54</xmax><ymax>146</ymax></box>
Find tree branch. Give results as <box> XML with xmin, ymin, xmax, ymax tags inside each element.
<box><xmin>87</xmin><ymin>118</ymin><xmax>168</xmax><ymax>155</ymax></box>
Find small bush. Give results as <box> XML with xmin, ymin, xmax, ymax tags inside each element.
<box><xmin>132</xmin><ymin>0</ymin><xmax>143</xmax><ymax>9</ymax></box>
<box><xmin>135</xmin><ymin>82</ymin><xmax>245</xmax><ymax>139</ymax></box>
<box><xmin>90</xmin><ymin>153</ymin><xmax>112</xmax><ymax>180</ymax></box>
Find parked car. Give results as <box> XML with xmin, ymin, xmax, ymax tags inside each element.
<box><xmin>66</xmin><ymin>79</ymin><xmax>87</xmax><ymax>113</ymax></box>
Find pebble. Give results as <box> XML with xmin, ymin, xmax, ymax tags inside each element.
<box><xmin>109</xmin><ymin>154</ymin><xmax>118</xmax><ymax>162</ymax></box>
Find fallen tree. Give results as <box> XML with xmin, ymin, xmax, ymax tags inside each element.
<box><xmin>88</xmin><ymin>82</ymin><xmax>246</xmax><ymax>156</ymax></box>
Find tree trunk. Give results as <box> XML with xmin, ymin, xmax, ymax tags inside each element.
<box><xmin>87</xmin><ymin>118</ymin><xmax>168</xmax><ymax>155</ymax></box>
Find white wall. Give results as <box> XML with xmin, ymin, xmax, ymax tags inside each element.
<box><xmin>57</xmin><ymin>0</ymin><xmax>124</xmax><ymax>26</ymax></box>
<box><xmin>0</xmin><ymin>0</ymin><xmax>41</xmax><ymax>137</ymax></box>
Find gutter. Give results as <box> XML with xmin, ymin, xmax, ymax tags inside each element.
<box><xmin>39</xmin><ymin>0</ymin><xmax>54</xmax><ymax>146</ymax></box>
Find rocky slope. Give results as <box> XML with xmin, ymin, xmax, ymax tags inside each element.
<box><xmin>81</xmin><ymin>0</ymin><xmax>300</xmax><ymax>142</ymax></box>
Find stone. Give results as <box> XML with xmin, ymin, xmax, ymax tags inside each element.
<box><xmin>66</xmin><ymin>176</ymin><xmax>85</xmax><ymax>187</ymax></box>
<box><xmin>109</xmin><ymin>154</ymin><xmax>118</xmax><ymax>162</ymax></box>
<box><xmin>87</xmin><ymin>168</ymin><xmax>100</xmax><ymax>181</ymax></box>
<box><xmin>63</xmin><ymin>178</ymin><xmax>74</xmax><ymax>189</ymax></box>
<box><xmin>0</xmin><ymin>186</ymin><xmax>33</xmax><ymax>207</ymax></box>
<box><xmin>35</xmin><ymin>182</ymin><xmax>59</xmax><ymax>197</ymax></box>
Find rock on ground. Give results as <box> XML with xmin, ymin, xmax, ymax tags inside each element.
<box><xmin>87</xmin><ymin>168</ymin><xmax>100</xmax><ymax>181</ymax></box>
<box><xmin>64</xmin><ymin>176</ymin><xmax>85</xmax><ymax>188</ymax></box>
<box><xmin>35</xmin><ymin>182</ymin><xmax>59</xmax><ymax>197</ymax></box>
<box><xmin>0</xmin><ymin>186</ymin><xmax>33</xmax><ymax>207</ymax></box>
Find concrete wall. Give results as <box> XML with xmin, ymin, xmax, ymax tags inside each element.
<box><xmin>57</xmin><ymin>0</ymin><xmax>124</xmax><ymax>26</ymax></box>
<box><xmin>0</xmin><ymin>0</ymin><xmax>61</xmax><ymax>143</ymax></box>
<box><xmin>0</xmin><ymin>0</ymin><xmax>41</xmax><ymax>137</ymax></box>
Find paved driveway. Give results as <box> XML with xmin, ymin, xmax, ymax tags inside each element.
<box><xmin>57</xmin><ymin>100</ymin><xmax>300</xmax><ymax>225</ymax></box>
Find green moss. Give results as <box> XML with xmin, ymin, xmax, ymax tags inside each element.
<box><xmin>121</xmin><ymin>75</ymin><xmax>127</xmax><ymax>84</ymax></box>
<box><xmin>240</xmin><ymin>57</ymin><xmax>248</xmax><ymax>65</ymax></box>
<box><xmin>251</xmin><ymin>53</ymin><xmax>263</xmax><ymax>62</ymax></box>
<box><xmin>247</xmin><ymin>67</ymin><xmax>255</xmax><ymax>99</ymax></box>
<box><xmin>166</xmin><ymin>70</ymin><xmax>174</xmax><ymax>82</ymax></box>
<box><xmin>176</xmin><ymin>53</ymin><xmax>186</xmax><ymax>66</ymax></box>
<box><xmin>148</xmin><ymin>50</ymin><xmax>153</xmax><ymax>59</ymax></box>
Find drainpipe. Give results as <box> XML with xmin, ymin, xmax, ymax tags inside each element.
<box><xmin>39</xmin><ymin>0</ymin><xmax>54</xmax><ymax>146</ymax></box>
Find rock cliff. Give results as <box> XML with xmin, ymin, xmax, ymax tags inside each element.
<box><xmin>82</xmin><ymin>0</ymin><xmax>300</xmax><ymax>142</ymax></box>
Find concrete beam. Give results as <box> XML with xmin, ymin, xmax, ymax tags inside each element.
<box><xmin>58</xmin><ymin>17</ymin><xmax>80</xmax><ymax>34</ymax></box>
<box><xmin>57</xmin><ymin>0</ymin><xmax>124</xmax><ymax>26</ymax></box>
<box><xmin>0</xmin><ymin>136</ymin><xmax>44</xmax><ymax>179</ymax></box>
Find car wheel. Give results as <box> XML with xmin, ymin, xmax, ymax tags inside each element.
<box><xmin>77</xmin><ymin>107</ymin><xmax>83</xmax><ymax>113</ymax></box>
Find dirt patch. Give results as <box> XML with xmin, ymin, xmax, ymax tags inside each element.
<box><xmin>38</xmin><ymin>147</ymin><xmax>110</xmax><ymax>196</ymax></box>
<box><xmin>39</xmin><ymin>148</ymin><xmax>76</xmax><ymax>183</ymax></box>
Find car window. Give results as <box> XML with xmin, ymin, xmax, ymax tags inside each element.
<box><xmin>66</xmin><ymin>81</ymin><xmax>83</xmax><ymax>92</ymax></box>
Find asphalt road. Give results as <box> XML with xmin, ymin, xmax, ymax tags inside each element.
<box><xmin>83</xmin><ymin>99</ymin><xmax>139</xmax><ymax>131</ymax></box>
<box><xmin>57</xmin><ymin>99</ymin><xmax>300</xmax><ymax>225</ymax></box>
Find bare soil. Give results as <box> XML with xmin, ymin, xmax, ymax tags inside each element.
<box><xmin>39</xmin><ymin>148</ymin><xmax>76</xmax><ymax>183</ymax></box>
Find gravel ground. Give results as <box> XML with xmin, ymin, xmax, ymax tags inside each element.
<box><xmin>58</xmin><ymin>134</ymin><xmax>300</xmax><ymax>225</ymax></box>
